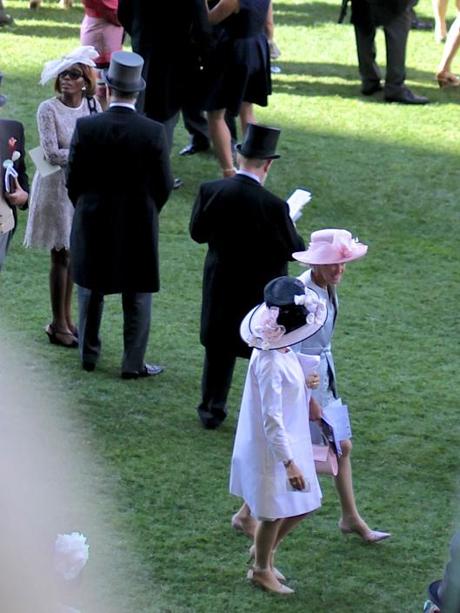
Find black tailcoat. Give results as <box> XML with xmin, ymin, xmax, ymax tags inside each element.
<box><xmin>118</xmin><ymin>0</ymin><xmax>212</xmax><ymax>121</ymax></box>
<box><xmin>352</xmin><ymin>0</ymin><xmax>415</xmax><ymax>28</ymax></box>
<box><xmin>67</xmin><ymin>106</ymin><xmax>173</xmax><ymax>294</ymax></box>
<box><xmin>0</xmin><ymin>118</ymin><xmax>29</xmax><ymax>237</ymax></box>
<box><xmin>190</xmin><ymin>174</ymin><xmax>305</xmax><ymax>357</ymax></box>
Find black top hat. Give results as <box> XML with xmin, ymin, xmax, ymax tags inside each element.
<box><xmin>236</xmin><ymin>123</ymin><xmax>281</xmax><ymax>160</ymax></box>
<box><xmin>264</xmin><ymin>277</ymin><xmax>305</xmax><ymax>307</ymax></box>
<box><xmin>103</xmin><ymin>51</ymin><xmax>146</xmax><ymax>93</ymax></box>
<box><xmin>0</xmin><ymin>73</ymin><xmax>6</xmax><ymax>107</ymax></box>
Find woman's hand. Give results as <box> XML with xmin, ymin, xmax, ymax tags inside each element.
<box><xmin>306</xmin><ymin>372</ymin><xmax>320</xmax><ymax>389</ymax></box>
<box><xmin>286</xmin><ymin>461</ymin><xmax>308</xmax><ymax>491</ymax></box>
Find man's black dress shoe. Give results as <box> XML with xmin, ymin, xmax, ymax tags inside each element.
<box><xmin>384</xmin><ymin>87</ymin><xmax>429</xmax><ymax>105</ymax></box>
<box><xmin>179</xmin><ymin>142</ymin><xmax>210</xmax><ymax>156</ymax></box>
<box><xmin>361</xmin><ymin>82</ymin><xmax>383</xmax><ymax>96</ymax></box>
<box><xmin>121</xmin><ymin>363</ymin><xmax>164</xmax><ymax>380</ymax></box>
<box><xmin>82</xmin><ymin>361</ymin><xmax>96</xmax><ymax>372</ymax></box>
<box><xmin>411</xmin><ymin>16</ymin><xmax>432</xmax><ymax>30</ymax></box>
<box><xmin>197</xmin><ymin>406</ymin><xmax>227</xmax><ymax>430</ymax></box>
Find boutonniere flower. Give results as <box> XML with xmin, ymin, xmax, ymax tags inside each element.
<box><xmin>3</xmin><ymin>136</ymin><xmax>21</xmax><ymax>192</ymax></box>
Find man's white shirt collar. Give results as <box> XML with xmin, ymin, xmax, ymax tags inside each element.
<box><xmin>109</xmin><ymin>102</ymin><xmax>136</xmax><ymax>110</ymax></box>
<box><xmin>236</xmin><ymin>169</ymin><xmax>261</xmax><ymax>184</ymax></box>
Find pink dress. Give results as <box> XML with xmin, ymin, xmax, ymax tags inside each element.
<box><xmin>80</xmin><ymin>0</ymin><xmax>123</xmax><ymax>67</ymax></box>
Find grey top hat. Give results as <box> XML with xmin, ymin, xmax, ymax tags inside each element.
<box><xmin>103</xmin><ymin>51</ymin><xmax>146</xmax><ymax>93</ymax></box>
<box><xmin>0</xmin><ymin>73</ymin><xmax>6</xmax><ymax>107</ymax></box>
<box><xmin>236</xmin><ymin>123</ymin><xmax>281</xmax><ymax>160</ymax></box>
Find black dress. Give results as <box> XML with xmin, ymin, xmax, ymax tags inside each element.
<box><xmin>204</xmin><ymin>0</ymin><xmax>272</xmax><ymax>116</ymax></box>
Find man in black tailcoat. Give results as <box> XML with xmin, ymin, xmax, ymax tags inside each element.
<box><xmin>350</xmin><ymin>0</ymin><xmax>429</xmax><ymax>104</ymax></box>
<box><xmin>0</xmin><ymin>72</ymin><xmax>29</xmax><ymax>271</ymax></box>
<box><xmin>118</xmin><ymin>0</ymin><xmax>212</xmax><ymax>151</ymax></box>
<box><xmin>67</xmin><ymin>52</ymin><xmax>173</xmax><ymax>378</ymax></box>
<box><xmin>190</xmin><ymin>124</ymin><xmax>305</xmax><ymax>429</ymax></box>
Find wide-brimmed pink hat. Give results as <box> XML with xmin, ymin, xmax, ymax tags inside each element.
<box><xmin>292</xmin><ymin>228</ymin><xmax>368</xmax><ymax>265</ymax></box>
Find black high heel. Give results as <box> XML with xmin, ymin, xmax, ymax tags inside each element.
<box><xmin>45</xmin><ymin>324</ymin><xmax>78</xmax><ymax>348</ymax></box>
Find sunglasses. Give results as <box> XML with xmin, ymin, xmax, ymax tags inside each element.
<box><xmin>59</xmin><ymin>69</ymin><xmax>83</xmax><ymax>80</ymax></box>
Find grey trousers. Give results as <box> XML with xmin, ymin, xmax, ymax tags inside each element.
<box><xmin>0</xmin><ymin>230</ymin><xmax>11</xmax><ymax>272</ymax></box>
<box><xmin>353</xmin><ymin>7</ymin><xmax>411</xmax><ymax>95</ymax></box>
<box><xmin>77</xmin><ymin>286</ymin><xmax>152</xmax><ymax>373</ymax></box>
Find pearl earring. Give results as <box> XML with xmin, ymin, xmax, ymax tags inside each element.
<box><xmin>82</xmin><ymin>86</ymin><xmax>87</xmax><ymax>91</ymax></box>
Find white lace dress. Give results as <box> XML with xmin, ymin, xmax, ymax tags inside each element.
<box><xmin>24</xmin><ymin>97</ymin><xmax>100</xmax><ymax>250</ymax></box>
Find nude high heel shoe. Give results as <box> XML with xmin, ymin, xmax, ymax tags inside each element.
<box><xmin>436</xmin><ymin>71</ymin><xmax>460</xmax><ymax>88</ymax></box>
<box><xmin>247</xmin><ymin>568</ymin><xmax>294</xmax><ymax>594</ymax></box>
<box><xmin>338</xmin><ymin>520</ymin><xmax>391</xmax><ymax>543</ymax></box>
<box><xmin>248</xmin><ymin>545</ymin><xmax>286</xmax><ymax>582</ymax></box>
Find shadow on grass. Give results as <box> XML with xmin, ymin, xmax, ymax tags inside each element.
<box><xmin>7</xmin><ymin>20</ymin><xmax>80</xmax><ymax>38</ymax></box>
<box><xmin>275</xmin><ymin>1</ymin><xmax>341</xmax><ymax>26</ymax></box>
<box><xmin>272</xmin><ymin>61</ymin><xmax>451</xmax><ymax>102</ymax></box>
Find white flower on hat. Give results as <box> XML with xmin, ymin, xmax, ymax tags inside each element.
<box><xmin>40</xmin><ymin>46</ymin><xmax>98</xmax><ymax>85</ymax></box>
<box><xmin>295</xmin><ymin>288</ymin><xmax>327</xmax><ymax>325</ymax></box>
<box><xmin>54</xmin><ymin>532</ymin><xmax>89</xmax><ymax>581</ymax></box>
<box><xmin>253</xmin><ymin>306</ymin><xmax>286</xmax><ymax>350</ymax></box>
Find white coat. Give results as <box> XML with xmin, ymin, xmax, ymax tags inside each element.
<box><xmin>229</xmin><ymin>348</ymin><xmax>322</xmax><ymax>520</ymax></box>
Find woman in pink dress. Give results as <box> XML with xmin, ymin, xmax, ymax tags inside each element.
<box><xmin>80</xmin><ymin>0</ymin><xmax>123</xmax><ymax>106</ymax></box>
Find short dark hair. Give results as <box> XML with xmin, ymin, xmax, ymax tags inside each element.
<box><xmin>110</xmin><ymin>88</ymin><xmax>139</xmax><ymax>101</ymax></box>
<box><xmin>54</xmin><ymin>63</ymin><xmax>97</xmax><ymax>97</ymax></box>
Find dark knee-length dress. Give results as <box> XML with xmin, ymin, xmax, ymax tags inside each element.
<box><xmin>204</xmin><ymin>0</ymin><xmax>272</xmax><ymax>115</ymax></box>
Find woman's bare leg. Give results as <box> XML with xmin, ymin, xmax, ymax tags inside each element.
<box><xmin>438</xmin><ymin>14</ymin><xmax>460</xmax><ymax>74</ymax></box>
<box><xmin>207</xmin><ymin>109</ymin><xmax>235</xmax><ymax>176</ymax></box>
<box><xmin>232</xmin><ymin>501</ymin><xmax>257</xmax><ymax>539</ymax></box>
<box><xmin>239</xmin><ymin>102</ymin><xmax>256</xmax><ymax>139</ymax></box>
<box><xmin>49</xmin><ymin>248</ymin><xmax>76</xmax><ymax>344</ymax></box>
<box><xmin>433</xmin><ymin>0</ymin><xmax>450</xmax><ymax>41</ymax></box>
<box><xmin>335</xmin><ymin>439</ymin><xmax>390</xmax><ymax>542</ymax></box>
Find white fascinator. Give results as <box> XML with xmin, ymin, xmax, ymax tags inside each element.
<box><xmin>40</xmin><ymin>46</ymin><xmax>98</xmax><ymax>85</ymax></box>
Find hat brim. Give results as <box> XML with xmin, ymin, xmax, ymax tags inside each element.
<box><xmin>240</xmin><ymin>299</ymin><xmax>327</xmax><ymax>351</ymax></box>
<box><xmin>103</xmin><ymin>70</ymin><xmax>146</xmax><ymax>93</ymax></box>
<box><xmin>428</xmin><ymin>580</ymin><xmax>442</xmax><ymax>607</ymax></box>
<box><xmin>235</xmin><ymin>144</ymin><xmax>280</xmax><ymax>160</ymax></box>
<box><xmin>293</xmin><ymin>244</ymin><xmax>368</xmax><ymax>266</ymax></box>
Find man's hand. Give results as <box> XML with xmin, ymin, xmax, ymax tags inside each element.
<box><xmin>5</xmin><ymin>177</ymin><xmax>28</xmax><ymax>207</ymax></box>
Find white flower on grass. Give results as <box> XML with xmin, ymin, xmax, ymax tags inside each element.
<box><xmin>54</xmin><ymin>532</ymin><xmax>89</xmax><ymax>581</ymax></box>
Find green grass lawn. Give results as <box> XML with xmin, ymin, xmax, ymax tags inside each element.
<box><xmin>1</xmin><ymin>0</ymin><xmax>460</xmax><ymax>611</ymax></box>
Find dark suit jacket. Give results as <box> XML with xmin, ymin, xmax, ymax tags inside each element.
<box><xmin>351</xmin><ymin>0</ymin><xmax>415</xmax><ymax>28</ymax></box>
<box><xmin>67</xmin><ymin>106</ymin><xmax>173</xmax><ymax>294</ymax></box>
<box><xmin>0</xmin><ymin>118</ymin><xmax>29</xmax><ymax>238</ymax></box>
<box><xmin>190</xmin><ymin>174</ymin><xmax>305</xmax><ymax>357</ymax></box>
<box><xmin>118</xmin><ymin>0</ymin><xmax>212</xmax><ymax>121</ymax></box>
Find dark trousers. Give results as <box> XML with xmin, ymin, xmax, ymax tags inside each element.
<box><xmin>353</xmin><ymin>6</ymin><xmax>411</xmax><ymax>95</ymax></box>
<box><xmin>77</xmin><ymin>286</ymin><xmax>152</xmax><ymax>373</ymax></box>
<box><xmin>197</xmin><ymin>345</ymin><xmax>240</xmax><ymax>420</ymax></box>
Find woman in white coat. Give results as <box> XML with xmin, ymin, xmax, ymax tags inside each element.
<box><xmin>230</xmin><ymin>276</ymin><xmax>327</xmax><ymax>594</ymax></box>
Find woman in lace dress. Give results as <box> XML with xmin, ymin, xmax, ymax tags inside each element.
<box><xmin>24</xmin><ymin>47</ymin><xmax>100</xmax><ymax>348</ymax></box>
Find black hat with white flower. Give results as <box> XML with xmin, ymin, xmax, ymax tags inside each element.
<box><xmin>240</xmin><ymin>276</ymin><xmax>327</xmax><ymax>350</ymax></box>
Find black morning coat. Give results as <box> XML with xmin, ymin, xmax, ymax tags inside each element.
<box><xmin>0</xmin><ymin>118</ymin><xmax>29</xmax><ymax>236</ymax></box>
<box><xmin>66</xmin><ymin>106</ymin><xmax>173</xmax><ymax>295</ymax></box>
<box><xmin>190</xmin><ymin>174</ymin><xmax>305</xmax><ymax>358</ymax></box>
<box><xmin>117</xmin><ymin>0</ymin><xmax>212</xmax><ymax>122</ymax></box>
<box><xmin>351</xmin><ymin>0</ymin><xmax>416</xmax><ymax>28</ymax></box>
